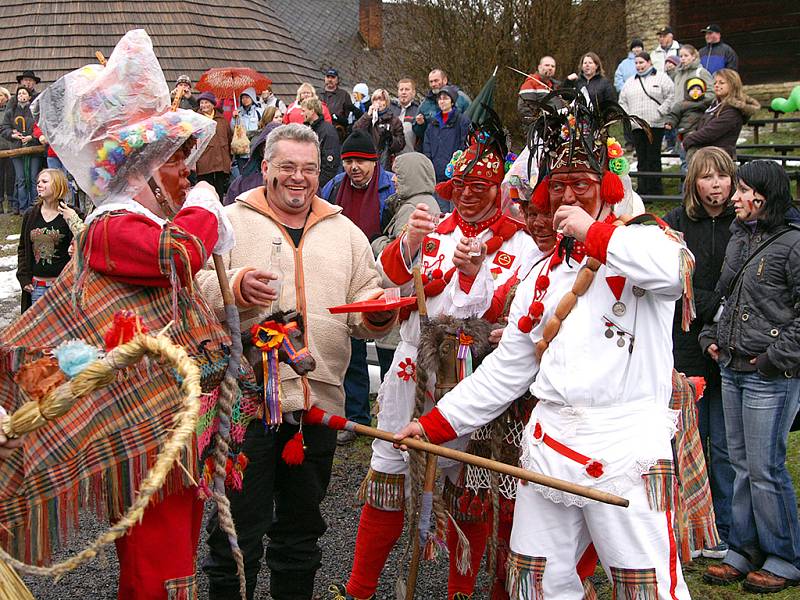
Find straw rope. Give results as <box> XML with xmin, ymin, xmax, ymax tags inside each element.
<box><xmin>0</xmin><ymin>333</ymin><xmax>201</xmax><ymax>580</ymax></box>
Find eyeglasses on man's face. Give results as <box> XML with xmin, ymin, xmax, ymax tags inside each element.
<box><xmin>270</xmin><ymin>162</ymin><xmax>320</xmax><ymax>177</ymax></box>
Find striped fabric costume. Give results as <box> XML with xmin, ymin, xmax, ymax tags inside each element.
<box><xmin>0</xmin><ymin>30</ymin><xmax>238</xmax><ymax>600</ymax></box>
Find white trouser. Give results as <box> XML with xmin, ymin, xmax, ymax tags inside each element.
<box><xmin>507</xmin><ymin>479</ymin><xmax>691</xmax><ymax>600</ymax></box>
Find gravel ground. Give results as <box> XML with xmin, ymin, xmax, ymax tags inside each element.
<box><xmin>21</xmin><ymin>436</ymin><xmax>484</xmax><ymax>600</ymax></box>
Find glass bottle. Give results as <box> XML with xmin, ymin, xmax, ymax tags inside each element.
<box><xmin>269</xmin><ymin>236</ymin><xmax>283</xmax><ymax>309</ymax></box>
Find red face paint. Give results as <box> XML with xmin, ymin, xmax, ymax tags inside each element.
<box><xmin>155</xmin><ymin>149</ymin><xmax>191</xmax><ymax>206</ymax></box>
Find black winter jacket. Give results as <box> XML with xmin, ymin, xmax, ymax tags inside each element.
<box><xmin>310</xmin><ymin>117</ymin><xmax>342</xmax><ymax>190</ymax></box>
<box><xmin>699</xmin><ymin>218</ymin><xmax>800</xmax><ymax>377</ymax></box>
<box><xmin>664</xmin><ymin>204</ymin><xmax>734</xmax><ymax>383</ymax></box>
<box><xmin>563</xmin><ymin>74</ymin><xmax>616</xmax><ymax>107</ymax></box>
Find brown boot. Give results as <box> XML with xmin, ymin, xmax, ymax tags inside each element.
<box><xmin>703</xmin><ymin>563</ymin><xmax>746</xmax><ymax>585</ymax></box>
<box><xmin>743</xmin><ymin>569</ymin><xmax>800</xmax><ymax>593</ymax></box>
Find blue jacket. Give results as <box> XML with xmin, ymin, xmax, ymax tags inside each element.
<box><xmin>614</xmin><ymin>53</ymin><xmax>638</xmax><ymax>92</ymax></box>
<box><xmin>422</xmin><ymin>108</ymin><xmax>471</xmax><ymax>182</ymax></box>
<box><xmin>415</xmin><ymin>86</ymin><xmax>471</xmax><ymax>141</ymax></box>
<box><xmin>700</xmin><ymin>42</ymin><xmax>738</xmax><ymax>74</ymax></box>
<box><xmin>320</xmin><ymin>168</ymin><xmax>396</xmax><ymax>223</ymax></box>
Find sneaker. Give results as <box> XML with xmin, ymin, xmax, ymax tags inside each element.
<box><xmin>690</xmin><ymin>548</ymin><xmax>702</xmax><ymax>559</ymax></box>
<box><xmin>337</xmin><ymin>429</ymin><xmax>357</xmax><ymax>446</ymax></box>
<box><xmin>702</xmin><ymin>542</ymin><xmax>729</xmax><ymax>559</ymax></box>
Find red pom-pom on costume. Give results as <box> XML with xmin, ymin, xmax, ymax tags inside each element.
<box><xmin>282</xmin><ymin>431</ymin><xmax>305</xmax><ymax>465</ymax></box>
<box><xmin>601</xmin><ymin>171</ymin><xmax>624</xmax><ymax>204</ymax></box>
<box><xmin>530</xmin><ymin>301</ymin><xmax>545</xmax><ymax>318</ymax></box>
<box><xmin>435</xmin><ymin>179</ymin><xmax>454</xmax><ymax>201</ymax></box>
<box><xmin>431</xmin><ymin>268</ymin><xmax>444</xmax><ymax>280</ymax></box>
<box><xmin>518</xmin><ymin>315</ymin><xmax>534</xmax><ymax>333</ymax></box>
<box><xmin>104</xmin><ymin>310</ymin><xmax>149</xmax><ymax>351</ymax></box>
<box><xmin>532</xmin><ymin>176</ymin><xmax>550</xmax><ymax>212</ymax></box>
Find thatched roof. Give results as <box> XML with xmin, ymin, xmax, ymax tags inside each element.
<box><xmin>0</xmin><ymin>0</ymin><xmax>321</xmax><ymax>98</ymax></box>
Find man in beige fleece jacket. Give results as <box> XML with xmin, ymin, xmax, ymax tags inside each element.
<box><xmin>198</xmin><ymin>124</ymin><xmax>396</xmax><ymax>600</ymax></box>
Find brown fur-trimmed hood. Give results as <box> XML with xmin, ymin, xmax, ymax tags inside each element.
<box><xmin>726</xmin><ymin>95</ymin><xmax>760</xmax><ymax>120</ymax></box>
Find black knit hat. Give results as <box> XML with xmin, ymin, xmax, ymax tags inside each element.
<box><xmin>341</xmin><ymin>129</ymin><xmax>377</xmax><ymax>161</ymax></box>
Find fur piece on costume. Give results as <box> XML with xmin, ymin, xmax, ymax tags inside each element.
<box><xmin>416</xmin><ymin>315</ymin><xmax>495</xmax><ymax>400</ymax></box>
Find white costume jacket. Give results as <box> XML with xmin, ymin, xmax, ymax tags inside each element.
<box><xmin>424</xmin><ymin>220</ymin><xmax>691</xmax><ymax>504</ymax></box>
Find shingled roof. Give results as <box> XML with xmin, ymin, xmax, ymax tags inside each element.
<box><xmin>0</xmin><ymin>0</ymin><xmax>320</xmax><ymax>99</ymax></box>
<box><xmin>271</xmin><ymin>0</ymin><xmax>398</xmax><ymax>92</ymax></box>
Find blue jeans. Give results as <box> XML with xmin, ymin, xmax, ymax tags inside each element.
<box><xmin>696</xmin><ymin>381</ymin><xmax>735</xmax><ymax>541</ymax></box>
<box><xmin>30</xmin><ymin>280</ymin><xmax>53</xmax><ymax>304</ymax></box>
<box><xmin>344</xmin><ymin>337</ymin><xmax>371</xmax><ymax>425</ymax></box>
<box><xmin>11</xmin><ymin>154</ymin><xmax>41</xmax><ymax>212</ymax></box>
<box><xmin>720</xmin><ymin>367</ymin><xmax>800</xmax><ymax>579</ymax></box>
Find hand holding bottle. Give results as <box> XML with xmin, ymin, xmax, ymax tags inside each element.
<box><xmin>240</xmin><ymin>270</ymin><xmax>280</xmax><ymax>306</ymax></box>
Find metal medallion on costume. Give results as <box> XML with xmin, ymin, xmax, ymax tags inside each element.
<box><xmin>419</xmin><ymin>90</ymin><xmax>695</xmax><ymax>600</ymax></box>
<box><xmin>343</xmin><ymin>112</ymin><xmax>538</xmax><ymax>599</ymax></box>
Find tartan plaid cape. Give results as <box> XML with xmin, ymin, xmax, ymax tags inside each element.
<box><xmin>0</xmin><ymin>263</ymin><xmax>230</xmax><ymax>565</ymax></box>
<box><xmin>671</xmin><ymin>370</ymin><xmax>721</xmax><ymax>561</ymax></box>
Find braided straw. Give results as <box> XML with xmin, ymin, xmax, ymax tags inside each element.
<box><xmin>0</xmin><ymin>334</ymin><xmax>201</xmax><ymax>581</ymax></box>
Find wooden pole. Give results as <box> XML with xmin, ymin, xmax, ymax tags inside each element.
<box><xmin>350</xmin><ymin>420</ymin><xmax>629</xmax><ymax>508</ymax></box>
<box><xmin>0</xmin><ymin>146</ymin><xmax>46</xmax><ymax>159</ymax></box>
<box><xmin>404</xmin><ymin>265</ymin><xmax>434</xmax><ymax>600</ymax></box>
<box><xmin>404</xmin><ymin>453</ymin><xmax>438</xmax><ymax>600</ymax></box>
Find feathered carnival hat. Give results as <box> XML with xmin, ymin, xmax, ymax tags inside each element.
<box><xmin>32</xmin><ymin>29</ymin><xmax>216</xmax><ymax>206</ymax></box>
<box><xmin>526</xmin><ymin>88</ymin><xmax>650</xmax><ymax>213</ymax></box>
<box><xmin>435</xmin><ymin>103</ymin><xmax>517</xmax><ymax>202</ymax></box>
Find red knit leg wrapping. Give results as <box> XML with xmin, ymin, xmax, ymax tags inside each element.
<box><xmin>448</xmin><ymin>517</ymin><xmax>491</xmax><ymax>598</ymax></box>
<box><xmin>576</xmin><ymin>543</ymin><xmax>599</xmax><ymax>581</ymax></box>
<box><xmin>346</xmin><ymin>504</ymin><xmax>405</xmax><ymax>599</ymax></box>
<box><xmin>115</xmin><ymin>485</ymin><xmax>204</xmax><ymax>600</ymax></box>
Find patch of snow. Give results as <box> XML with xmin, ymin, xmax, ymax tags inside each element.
<box><xmin>5</xmin><ymin>234</ymin><xmax>19</xmax><ymax>242</ymax></box>
<box><xmin>1</xmin><ymin>244</ymin><xmax>16</xmax><ymax>251</ymax></box>
<box><xmin>0</xmin><ymin>269</ymin><xmax>19</xmax><ymax>300</ymax></box>
<box><xmin>0</xmin><ymin>255</ymin><xmax>17</xmax><ymax>270</ymax></box>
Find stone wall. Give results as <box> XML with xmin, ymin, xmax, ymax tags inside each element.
<box><xmin>745</xmin><ymin>81</ymin><xmax>800</xmax><ymax>106</ymax></box>
<box><xmin>626</xmin><ymin>0</ymin><xmax>671</xmax><ymax>49</ymax></box>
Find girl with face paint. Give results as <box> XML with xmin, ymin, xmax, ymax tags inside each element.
<box><xmin>699</xmin><ymin>160</ymin><xmax>800</xmax><ymax>593</ymax></box>
<box><xmin>662</xmin><ymin>146</ymin><xmax>737</xmax><ymax>557</ymax></box>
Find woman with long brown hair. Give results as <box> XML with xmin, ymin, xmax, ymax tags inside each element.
<box><xmin>664</xmin><ymin>146</ymin><xmax>737</xmax><ymax>559</ymax></box>
<box><xmin>683</xmin><ymin>69</ymin><xmax>760</xmax><ymax>163</ymax></box>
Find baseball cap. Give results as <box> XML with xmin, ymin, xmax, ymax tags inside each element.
<box><xmin>657</xmin><ymin>26</ymin><xmax>673</xmax><ymax>35</ymax></box>
<box><xmin>325</xmin><ymin>68</ymin><xmax>339</xmax><ymax>77</ymax></box>
<box><xmin>701</xmin><ymin>24</ymin><xmax>721</xmax><ymax>33</ymax></box>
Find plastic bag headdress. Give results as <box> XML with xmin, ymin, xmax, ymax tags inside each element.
<box><xmin>32</xmin><ymin>29</ymin><xmax>215</xmax><ymax>205</ymax></box>
<box><xmin>525</xmin><ymin>88</ymin><xmax>650</xmax><ymax>212</ymax></box>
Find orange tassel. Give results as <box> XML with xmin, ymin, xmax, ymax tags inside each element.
<box><xmin>282</xmin><ymin>431</ymin><xmax>305</xmax><ymax>465</ymax></box>
<box><xmin>601</xmin><ymin>171</ymin><xmax>624</xmax><ymax>204</ymax></box>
